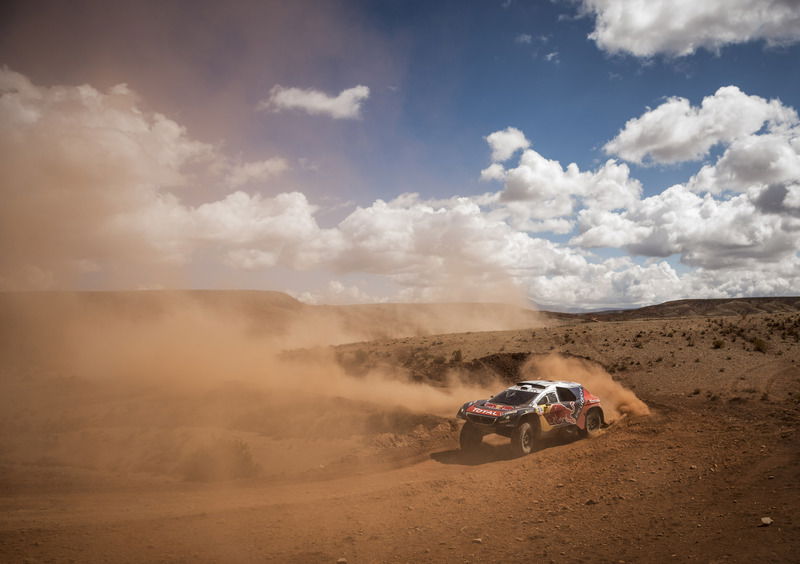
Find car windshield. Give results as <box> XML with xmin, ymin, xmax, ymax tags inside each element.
<box><xmin>489</xmin><ymin>389</ymin><xmax>536</xmax><ymax>407</ymax></box>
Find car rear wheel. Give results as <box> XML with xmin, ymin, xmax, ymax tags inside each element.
<box><xmin>580</xmin><ymin>408</ymin><xmax>603</xmax><ymax>438</ymax></box>
<box><xmin>511</xmin><ymin>421</ymin><xmax>535</xmax><ymax>457</ymax></box>
<box><xmin>459</xmin><ymin>422</ymin><xmax>483</xmax><ymax>451</ymax></box>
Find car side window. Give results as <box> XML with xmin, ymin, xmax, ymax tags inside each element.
<box><xmin>557</xmin><ymin>387</ymin><xmax>577</xmax><ymax>402</ymax></box>
<box><xmin>537</xmin><ymin>395</ymin><xmax>548</xmax><ymax>405</ymax></box>
<box><xmin>541</xmin><ymin>392</ymin><xmax>557</xmax><ymax>404</ymax></box>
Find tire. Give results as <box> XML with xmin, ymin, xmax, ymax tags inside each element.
<box><xmin>579</xmin><ymin>408</ymin><xmax>603</xmax><ymax>438</ymax></box>
<box><xmin>459</xmin><ymin>422</ymin><xmax>483</xmax><ymax>451</ymax></box>
<box><xmin>511</xmin><ymin>421</ymin><xmax>535</xmax><ymax>457</ymax></box>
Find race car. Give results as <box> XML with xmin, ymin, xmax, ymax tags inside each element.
<box><xmin>456</xmin><ymin>380</ymin><xmax>604</xmax><ymax>456</ymax></box>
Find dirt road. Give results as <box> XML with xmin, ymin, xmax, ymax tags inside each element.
<box><xmin>1</xmin><ymin>394</ymin><xmax>797</xmax><ymax>564</ymax></box>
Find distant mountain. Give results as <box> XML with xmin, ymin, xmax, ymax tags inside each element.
<box><xmin>563</xmin><ymin>296</ymin><xmax>800</xmax><ymax>321</ymax></box>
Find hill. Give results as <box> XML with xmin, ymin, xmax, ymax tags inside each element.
<box><xmin>577</xmin><ymin>296</ymin><xmax>800</xmax><ymax>321</ymax></box>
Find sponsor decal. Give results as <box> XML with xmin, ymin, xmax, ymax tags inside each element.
<box><xmin>467</xmin><ymin>405</ymin><xmax>504</xmax><ymax>417</ymax></box>
<box><xmin>484</xmin><ymin>403</ymin><xmax>514</xmax><ymax>411</ymax></box>
<box><xmin>584</xmin><ymin>390</ymin><xmax>601</xmax><ymax>404</ymax></box>
<box><xmin>544</xmin><ymin>403</ymin><xmax>577</xmax><ymax>426</ymax></box>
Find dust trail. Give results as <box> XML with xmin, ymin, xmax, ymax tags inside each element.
<box><xmin>0</xmin><ymin>291</ymin><xmax>508</xmax><ymax>409</ymax></box>
<box><xmin>0</xmin><ymin>291</ymin><xmax>511</xmax><ymax>482</ymax></box>
<box><xmin>520</xmin><ymin>353</ymin><xmax>650</xmax><ymax>421</ymax></box>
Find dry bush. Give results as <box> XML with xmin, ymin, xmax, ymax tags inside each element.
<box><xmin>751</xmin><ymin>337</ymin><xmax>768</xmax><ymax>353</ymax></box>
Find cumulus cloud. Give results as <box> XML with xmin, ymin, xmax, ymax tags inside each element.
<box><xmin>225</xmin><ymin>158</ymin><xmax>289</xmax><ymax>188</ymax></box>
<box><xmin>572</xmin><ymin>84</ymin><xmax>800</xmax><ymax>289</ymax></box>
<box><xmin>689</xmin><ymin>130</ymin><xmax>800</xmax><ymax>193</ymax></box>
<box><xmin>2</xmin><ymin>69</ymin><xmax>798</xmax><ymax>308</ymax></box>
<box><xmin>480</xmin><ymin>133</ymin><xmax>641</xmax><ymax>221</ymax></box>
<box><xmin>0</xmin><ymin>68</ymin><xmax>320</xmax><ymax>288</ymax></box>
<box><xmin>605</xmin><ymin>86</ymin><xmax>798</xmax><ymax>165</ymax></box>
<box><xmin>528</xmin><ymin>258</ymin><xmax>684</xmax><ymax>309</ymax></box>
<box><xmin>480</xmin><ymin>162</ymin><xmax>506</xmax><ymax>182</ymax></box>
<box><xmin>485</xmin><ymin>127</ymin><xmax>530</xmax><ymax>162</ymax></box>
<box><xmin>0</xmin><ymin>69</ymin><xmax>211</xmax><ymax>288</ymax></box>
<box><xmin>258</xmin><ymin>84</ymin><xmax>370</xmax><ymax>119</ymax></box>
<box><xmin>581</xmin><ymin>0</ymin><xmax>800</xmax><ymax>57</ymax></box>
<box><xmin>572</xmin><ymin>184</ymin><xmax>800</xmax><ymax>269</ymax></box>
<box><xmin>294</xmin><ymin>280</ymin><xmax>389</xmax><ymax>305</ymax></box>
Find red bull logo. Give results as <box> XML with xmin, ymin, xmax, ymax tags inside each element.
<box><xmin>544</xmin><ymin>403</ymin><xmax>577</xmax><ymax>426</ymax></box>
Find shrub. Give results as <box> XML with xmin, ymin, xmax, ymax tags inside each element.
<box><xmin>712</xmin><ymin>339</ymin><xmax>724</xmax><ymax>349</ymax></box>
<box><xmin>752</xmin><ymin>337</ymin><xmax>768</xmax><ymax>353</ymax></box>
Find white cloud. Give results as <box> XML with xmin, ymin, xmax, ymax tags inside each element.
<box><xmin>679</xmin><ymin>257</ymin><xmax>800</xmax><ymax>299</ymax></box>
<box><xmin>0</xmin><ymin>68</ymin><xmax>315</xmax><ymax>287</ymax></box>
<box><xmin>0</xmin><ymin>68</ymin><xmax>213</xmax><ymax>287</ymax></box>
<box><xmin>689</xmin><ymin>131</ymin><xmax>800</xmax><ymax>193</ymax></box>
<box><xmin>498</xmin><ymin>149</ymin><xmax>582</xmax><ymax>216</ymax></box>
<box><xmin>484</xmin><ymin>137</ymin><xmax>641</xmax><ymax>221</ymax></box>
<box><xmin>2</xmin><ymin>70</ymin><xmax>798</xmax><ymax>309</ymax></box>
<box><xmin>572</xmin><ymin>184</ymin><xmax>800</xmax><ymax>269</ymax></box>
<box><xmin>480</xmin><ymin>162</ymin><xmax>506</xmax><ymax>181</ymax></box>
<box><xmin>293</xmin><ymin>280</ymin><xmax>388</xmax><ymax>305</ymax></box>
<box><xmin>485</xmin><ymin>127</ymin><xmax>530</xmax><ymax>162</ymax></box>
<box><xmin>605</xmin><ymin>86</ymin><xmax>798</xmax><ymax>165</ymax></box>
<box><xmin>226</xmin><ymin>157</ymin><xmax>289</xmax><ymax>188</ymax></box>
<box><xmin>785</xmin><ymin>184</ymin><xmax>800</xmax><ymax>209</ymax></box>
<box><xmin>225</xmin><ymin>248</ymin><xmax>279</xmax><ymax>270</ymax></box>
<box><xmin>528</xmin><ymin>259</ymin><xmax>684</xmax><ymax>309</ymax></box>
<box><xmin>258</xmin><ymin>84</ymin><xmax>370</xmax><ymax>119</ymax></box>
<box><xmin>514</xmin><ymin>33</ymin><xmax>533</xmax><ymax>44</ymax></box>
<box><xmin>581</xmin><ymin>0</ymin><xmax>800</xmax><ymax>57</ymax></box>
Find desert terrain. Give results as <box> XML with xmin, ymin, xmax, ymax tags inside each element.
<box><xmin>0</xmin><ymin>292</ymin><xmax>798</xmax><ymax>563</ymax></box>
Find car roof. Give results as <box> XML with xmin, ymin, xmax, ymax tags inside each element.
<box><xmin>511</xmin><ymin>380</ymin><xmax>582</xmax><ymax>391</ymax></box>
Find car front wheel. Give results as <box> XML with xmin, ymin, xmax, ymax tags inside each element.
<box><xmin>459</xmin><ymin>422</ymin><xmax>483</xmax><ymax>451</ymax></box>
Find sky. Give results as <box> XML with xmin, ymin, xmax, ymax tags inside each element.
<box><xmin>1</xmin><ymin>0</ymin><xmax>799</xmax><ymax>310</ymax></box>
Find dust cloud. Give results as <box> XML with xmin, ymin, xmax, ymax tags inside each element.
<box><xmin>520</xmin><ymin>353</ymin><xmax>650</xmax><ymax>421</ymax></box>
<box><xmin>0</xmin><ymin>291</ymin><xmax>511</xmax><ymax>484</ymax></box>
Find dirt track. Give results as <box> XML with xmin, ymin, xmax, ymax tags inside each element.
<box><xmin>1</xmin><ymin>395</ymin><xmax>797</xmax><ymax>563</ymax></box>
<box><xmin>0</xmin><ymin>295</ymin><xmax>799</xmax><ymax>563</ymax></box>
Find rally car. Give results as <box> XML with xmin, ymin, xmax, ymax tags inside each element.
<box><xmin>456</xmin><ymin>380</ymin><xmax>604</xmax><ymax>456</ymax></box>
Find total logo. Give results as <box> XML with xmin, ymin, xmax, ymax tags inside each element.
<box><xmin>469</xmin><ymin>406</ymin><xmax>503</xmax><ymax>417</ymax></box>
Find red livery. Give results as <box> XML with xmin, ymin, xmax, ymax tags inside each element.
<box><xmin>457</xmin><ymin>380</ymin><xmax>605</xmax><ymax>457</ymax></box>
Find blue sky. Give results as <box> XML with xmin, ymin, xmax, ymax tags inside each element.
<box><xmin>1</xmin><ymin>0</ymin><xmax>799</xmax><ymax>309</ymax></box>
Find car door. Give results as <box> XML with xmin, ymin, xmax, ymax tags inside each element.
<box><xmin>555</xmin><ymin>386</ymin><xmax>583</xmax><ymax>425</ymax></box>
<box><xmin>540</xmin><ymin>390</ymin><xmax>570</xmax><ymax>427</ymax></box>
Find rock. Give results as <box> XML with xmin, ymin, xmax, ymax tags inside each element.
<box><xmin>337</xmin><ymin>559</ymin><xmax>348</xmax><ymax>564</ymax></box>
<box><xmin>585</xmin><ymin>499</ymin><xmax>599</xmax><ymax>505</ymax></box>
<box><xmin>760</xmin><ymin>517</ymin><xmax>773</xmax><ymax>527</ymax></box>
<box><xmin>472</xmin><ymin>538</ymin><xmax>483</xmax><ymax>544</ymax></box>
